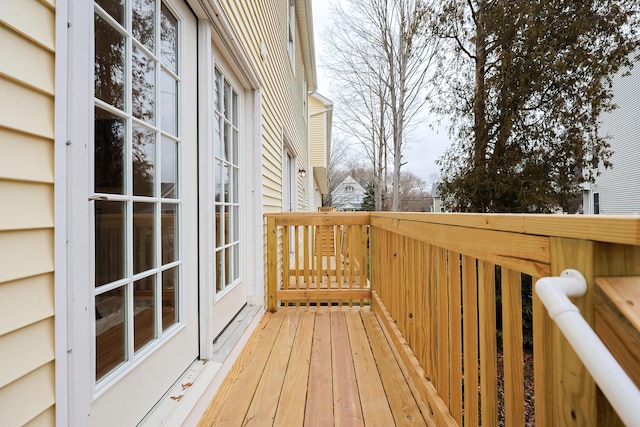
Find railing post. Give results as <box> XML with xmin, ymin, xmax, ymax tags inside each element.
<box><xmin>548</xmin><ymin>237</ymin><xmax>596</xmax><ymax>426</ymax></box>
<box><xmin>267</xmin><ymin>216</ymin><xmax>278</xmax><ymax>312</ymax></box>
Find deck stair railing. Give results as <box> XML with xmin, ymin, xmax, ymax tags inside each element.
<box><xmin>265</xmin><ymin>211</ymin><xmax>640</xmax><ymax>426</ymax></box>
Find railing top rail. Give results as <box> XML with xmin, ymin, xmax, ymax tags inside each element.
<box><xmin>266</xmin><ymin>211</ymin><xmax>640</xmax><ymax>245</ymax></box>
<box><xmin>370</xmin><ymin>212</ymin><xmax>640</xmax><ymax>246</ymax></box>
<box><xmin>265</xmin><ymin>212</ymin><xmax>370</xmax><ymax>226</ymax></box>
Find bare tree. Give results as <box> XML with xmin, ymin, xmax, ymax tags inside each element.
<box><xmin>324</xmin><ymin>0</ymin><xmax>441</xmax><ymax>211</ymax></box>
<box><xmin>324</xmin><ymin>135</ymin><xmax>353</xmax><ymax>206</ymax></box>
<box><xmin>325</xmin><ymin>11</ymin><xmax>390</xmax><ymax>211</ymax></box>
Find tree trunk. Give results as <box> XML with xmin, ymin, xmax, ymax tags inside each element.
<box><xmin>472</xmin><ymin>0</ymin><xmax>489</xmax><ymax>212</ymax></box>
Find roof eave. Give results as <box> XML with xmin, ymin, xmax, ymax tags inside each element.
<box><xmin>296</xmin><ymin>0</ymin><xmax>317</xmax><ymax>90</ymax></box>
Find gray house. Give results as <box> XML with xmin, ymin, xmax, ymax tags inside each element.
<box><xmin>331</xmin><ymin>176</ymin><xmax>366</xmax><ymax>211</ymax></box>
<box><xmin>583</xmin><ymin>56</ymin><xmax>640</xmax><ymax>215</ymax></box>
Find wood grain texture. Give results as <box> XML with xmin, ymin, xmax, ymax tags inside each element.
<box><xmin>370</xmin><ymin>212</ymin><xmax>640</xmax><ymax>246</ymax></box>
<box><xmin>273</xmin><ymin>310</ymin><xmax>315</xmax><ymax>425</ymax></box>
<box><xmin>305</xmin><ymin>309</ymin><xmax>333</xmax><ymax>426</ymax></box>
<box><xmin>243</xmin><ymin>310</ymin><xmax>301</xmax><ymax>425</ymax></box>
<box><xmin>198</xmin><ymin>312</ymin><xmax>281</xmax><ymax>426</ymax></box>
<box><xmin>532</xmin><ymin>275</ymin><xmax>553</xmax><ymax>427</ymax></box>
<box><xmin>370</xmin><ymin>217</ymin><xmax>551</xmax><ymax>277</ymax></box>
<box><xmin>478</xmin><ymin>261</ymin><xmax>497</xmax><ymax>427</ymax></box>
<box><xmin>361</xmin><ymin>309</ymin><xmax>427</xmax><ymax>426</ymax></box>
<box><xmin>331</xmin><ymin>310</ymin><xmax>364</xmax><ymax>427</ymax></box>
<box><xmin>267</xmin><ymin>216</ymin><xmax>278</xmax><ymax>311</ymax></box>
<box><xmin>501</xmin><ymin>268</ymin><xmax>525</xmax><ymax>427</ymax></box>
<box><xmin>447</xmin><ymin>251</ymin><xmax>463</xmax><ymax>425</ymax></box>
<box><xmin>550</xmin><ymin>238</ymin><xmax>596</xmax><ymax>426</ymax></box>
<box><xmin>461</xmin><ymin>255</ymin><xmax>479</xmax><ymax>427</ymax></box>
<box><xmin>371</xmin><ymin>291</ymin><xmax>458</xmax><ymax>427</ymax></box>
<box><xmin>345</xmin><ymin>309</ymin><xmax>396</xmax><ymax>427</ymax></box>
<box><xmin>595</xmin><ymin>277</ymin><xmax>640</xmax><ymax>388</ymax></box>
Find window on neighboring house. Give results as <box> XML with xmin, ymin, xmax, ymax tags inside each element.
<box><xmin>288</xmin><ymin>0</ymin><xmax>295</xmax><ymax>68</ymax></box>
<box><xmin>345</xmin><ymin>185</ymin><xmax>354</xmax><ymax>192</ymax></box>
<box><xmin>593</xmin><ymin>192</ymin><xmax>600</xmax><ymax>214</ymax></box>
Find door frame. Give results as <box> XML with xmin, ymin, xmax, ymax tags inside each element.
<box><xmin>64</xmin><ymin>0</ymin><xmax>200</xmax><ymax>424</ymax></box>
<box><xmin>61</xmin><ymin>0</ymin><xmax>265</xmax><ymax>423</ymax></box>
<box><xmin>194</xmin><ymin>12</ymin><xmax>264</xmax><ymax>359</ymax></box>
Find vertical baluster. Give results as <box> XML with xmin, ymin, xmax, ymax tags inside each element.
<box><xmin>282</xmin><ymin>225</ymin><xmax>290</xmax><ymax>307</ymax></box>
<box><xmin>448</xmin><ymin>251</ymin><xmax>463</xmax><ymax>424</ymax></box>
<box><xmin>502</xmin><ymin>268</ymin><xmax>525</xmax><ymax>426</ymax></box>
<box><xmin>437</xmin><ymin>247</ymin><xmax>450</xmax><ymax>406</ymax></box>
<box><xmin>462</xmin><ymin>255</ymin><xmax>479</xmax><ymax>426</ymax></box>
<box><xmin>479</xmin><ymin>261</ymin><xmax>497</xmax><ymax>427</ymax></box>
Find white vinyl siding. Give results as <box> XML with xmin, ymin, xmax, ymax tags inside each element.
<box><xmin>0</xmin><ymin>1</ymin><xmax>56</xmax><ymax>425</ymax></box>
<box><xmin>595</xmin><ymin>58</ymin><xmax>640</xmax><ymax>214</ymax></box>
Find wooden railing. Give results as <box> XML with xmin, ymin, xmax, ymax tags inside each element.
<box><xmin>265</xmin><ymin>212</ymin><xmax>640</xmax><ymax>426</ymax></box>
<box><xmin>266</xmin><ymin>213</ymin><xmax>370</xmax><ymax>310</ymax></box>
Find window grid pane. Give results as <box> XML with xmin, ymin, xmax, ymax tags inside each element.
<box><xmin>213</xmin><ymin>68</ymin><xmax>241</xmax><ymax>295</ymax></box>
<box><xmin>93</xmin><ymin>0</ymin><xmax>182</xmax><ymax>383</ymax></box>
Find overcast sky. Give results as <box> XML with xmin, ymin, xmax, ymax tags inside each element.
<box><xmin>311</xmin><ymin>0</ymin><xmax>453</xmax><ymax>185</ymax></box>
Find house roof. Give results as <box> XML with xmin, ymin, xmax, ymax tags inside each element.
<box><xmin>333</xmin><ymin>175</ymin><xmax>365</xmax><ymax>194</ymax></box>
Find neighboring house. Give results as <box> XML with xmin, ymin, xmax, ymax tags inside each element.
<box><xmin>308</xmin><ymin>92</ymin><xmax>333</xmax><ymax>210</ymax></box>
<box><xmin>583</xmin><ymin>57</ymin><xmax>640</xmax><ymax>215</ymax></box>
<box><xmin>0</xmin><ymin>1</ymin><xmax>328</xmax><ymax>425</ymax></box>
<box><xmin>431</xmin><ymin>180</ymin><xmax>447</xmax><ymax>213</ymax></box>
<box><xmin>332</xmin><ymin>176</ymin><xmax>366</xmax><ymax>211</ymax></box>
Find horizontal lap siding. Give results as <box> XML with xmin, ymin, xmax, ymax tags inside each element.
<box><xmin>0</xmin><ymin>0</ymin><xmax>56</xmax><ymax>425</ymax></box>
<box><xmin>596</xmin><ymin>60</ymin><xmax>640</xmax><ymax>214</ymax></box>
<box><xmin>308</xmin><ymin>96</ymin><xmax>326</xmax><ymax>167</ymax></box>
<box><xmin>219</xmin><ymin>0</ymin><xmax>309</xmax><ymax>214</ymax></box>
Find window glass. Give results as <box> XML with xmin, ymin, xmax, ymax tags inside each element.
<box><xmin>132</xmin><ymin>46</ymin><xmax>156</xmax><ymax>123</ymax></box>
<box><xmin>95</xmin><ymin>107</ymin><xmax>125</xmax><ymax>194</ymax></box>
<box><xmin>133</xmin><ymin>0</ymin><xmax>155</xmax><ymax>51</ymax></box>
<box><xmin>161</xmin><ymin>136</ymin><xmax>178</xmax><ymax>198</ymax></box>
<box><xmin>95</xmin><ymin>201</ymin><xmax>126</xmax><ymax>286</ymax></box>
<box><xmin>162</xmin><ymin>267</ymin><xmax>178</xmax><ymax>330</ymax></box>
<box><xmin>93</xmin><ymin>0</ymin><xmax>183</xmax><ymax>383</ymax></box>
<box><xmin>161</xmin><ymin>203</ymin><xmax>178</xmax><ymax>263</ymax></box>
<box><xmin>133</xmin><ymin>202</ymin><xmax>156</xmax><ymax>273</ymax></box>
<box><xmin>95</xmin><ymin>287</ymin><xmax>126</xmax><ymax>380</ymax></box>
<box><xmin>95</xmin><ymin>14</ymin><xmax>125</xmax><ymax>110</ymax></box>
<box><xmin>134</xmin><ymin>275</ymin><xmax>156</xmax><ymax>352</ymax></box>
<box><xmin>96</xmin><ymin>0</ymin><xmax>124</xmax><ymax>25</ymax></box>
<box><xmin>133</xmin><ymin>124</ymin><xmax>155</xmax><ymax>196</ymax></box>
<box><xmin>161</xmin><ymin>71</ymin><xmax>178</xmax><ymax>135</ymax></box>
<box><xmin>160</xmin><ymin>5</ymin><xmax>178</xmax><ymax>72</ymax></box>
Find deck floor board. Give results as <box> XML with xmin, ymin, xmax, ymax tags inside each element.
<box><xmin>198</xmin><ymin>307</ymin><xmax>432</xmax><ymax>427</ymax></box>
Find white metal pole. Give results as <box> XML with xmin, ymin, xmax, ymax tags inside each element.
<box><xmin>535</xmin><ymin>269</ymin><xmax>640</xmax><ymax>427</ymax></box>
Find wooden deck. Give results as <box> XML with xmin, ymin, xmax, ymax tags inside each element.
<box><xmin>198</xmin><ymin>307</ymin><xmax>436</xmax><ymax>426</ymax></box>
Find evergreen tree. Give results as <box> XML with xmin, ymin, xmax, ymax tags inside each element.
<box><xmin>361</xmin><ymin>182</ymin><xmax>376</xmax><ymax>211</ymax></box>
<box><xmin>434</xmin><ymin>0</ymin><xmax>639</xmax><ymax>212</ymax></box>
